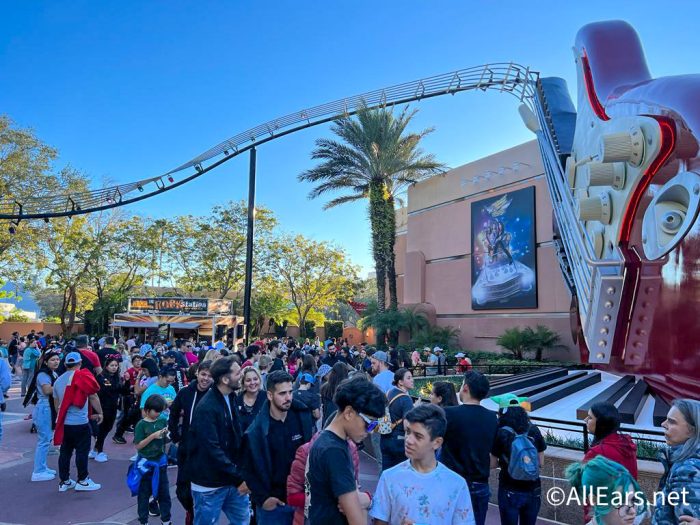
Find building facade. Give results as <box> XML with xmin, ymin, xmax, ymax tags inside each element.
<box><xmin>395</xmin><ymin>140</ymin><xmax>578</xmax><ymax>360</ymax></box>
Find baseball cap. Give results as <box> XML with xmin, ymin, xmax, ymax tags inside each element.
<box><xmin>433</xmin><ymin>346</ymin><xmax>443</xmax><ymax>353</ymax></box>
<box><xmin>300</xmin><ymin>373</ymin><xmax>316</xmax><ymax>384</ymax></box>
<box><xmin>455</xmin><ymin>352</ymin><xmax>466</xmax><ymax>358</ymax></box>
<box><xmin>491</xmin><ymin>393</ymin><xmax>532</xmax><ymax>412</ymax></box>
<box><xmin>164</xmin><ymin>350</ymin><xmax>179</xmax><ymax>359</ymax></box>
<box><xmin>372</xmin><ymin>350</ymin><xmax>390</xmax><ymax>364</ymax></box>
<box><xmin>65</xmin><ymin>352</ymin><xmax>83</xmax><ymax>365</ymax></box>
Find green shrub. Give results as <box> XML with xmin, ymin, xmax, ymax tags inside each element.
<box><xmin>324</xmin><ymin>320</ymin><xmax>344</xmax><ymax>340</ymax></box>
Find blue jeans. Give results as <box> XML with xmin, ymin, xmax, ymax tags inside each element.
<box><xmin>0</xmin><ymin>410</ymin><xmax>3</xmax><ymax>443</ymax></box>
<box><xmin>33</xmin><ymin>401</ymin><xmax>53</xmax><ymax>474</ymax></box>
<box><xmin>468</xmin><ymin>481</ymin><xmax>491</xmax><ymax>525</ymax></box>
<box><xmin>192</xmin><ymin>485</ymin><xmax>250</xmax><ymax>525</ymax></box>
<box><xmin>256</xmin><ymin>504</ymin><xmax>295</xmax><ymax>525</ymax></box>
<box><xmin>498</xmin><ymin>486</ymin><xmax>542</xmax><ymax>525</ymax></box>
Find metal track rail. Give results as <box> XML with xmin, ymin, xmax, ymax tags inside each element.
<box><xmin>0</xmin><ymin>64</ymin><xmax>538</xmax><ymax>220</ymax></box>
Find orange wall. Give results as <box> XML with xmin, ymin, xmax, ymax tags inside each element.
<box><xmin>396</xmin><ymin>140</ymin><xmax>577</xmax><ymax>359</ymax></box>
<box><xmin>0</xmin><ymin>322</ymin><xmax>85</xmax><ymax>343</ymax></box>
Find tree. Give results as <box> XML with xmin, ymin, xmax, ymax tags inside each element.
<box><xmin>249</xmin><ymin>277</ymin><xmax>291</xmax><ymax>337</ymax></box>
<box><xmin>527</xmin><ymin>325</ymin><xmax>560</xmax><ymax>361</ymax></box>
<box><xmin>270</xmin><ymin>235</ymin><xmax>358</xmax><ymax>337</ymax></box>
<box><xmin>299</xmin><ymin>103</ymin><xmax>445</xmax><ymax>312</ymax></box>
<box><xmin>496</xmin><ymin>327</ymin><xmax>537</xmax><ymax>360</ymax></box>
<box><xmin>165</xmin><ymin>201</ymin><xmax>276</xmax><ymax>298</ymax></box>
<box><xmin>7</xmin><ymin>307</ymin><xmax>29</xmax><ymax>322</ymax></box>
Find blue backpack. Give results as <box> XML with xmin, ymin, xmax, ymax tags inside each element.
<box><xmin>502</xmin><ymin>426</ymin><xmax>539</xmax><ymax>481</ymax></box>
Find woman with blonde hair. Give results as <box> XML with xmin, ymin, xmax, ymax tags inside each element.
<box><xmin>203</xmin><ymin>349</ymin><xmax>222</xmax><ymax>363</ymax></box>
<box><xmin>235</xmin><ymin>366</ymin><xmax>265</xmax><ymax>432</ymax></box>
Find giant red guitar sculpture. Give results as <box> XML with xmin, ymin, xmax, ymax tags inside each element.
<box><xmin>528</xmin><ymin>20</ymin><xmax>700</xmax><ymax>402</ymax></box>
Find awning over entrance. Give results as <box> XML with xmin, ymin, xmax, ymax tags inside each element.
<box><xmin>169</xmin><ymin>322</ymin><xmax>200</xmax><ymax>329</ymax></box>
<box><xmin>111</xmin><ymin>321</ymin><xmax>160</xmax><ymax>328</ymax></box>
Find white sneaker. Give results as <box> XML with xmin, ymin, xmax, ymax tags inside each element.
<box><xmin>88</xmin><ymin>449</ymin><xmax>97</xmax><ymax>459</ymax></box>
<box><xmin>45</xmin><ymin>468</ymin><xmax>57</xmax><ymax>475</ymax></box>
<box><xmin>31</xmin><ymin>471</ymin><xmax>56</xmax><ymax>482</ymax></box>
<box><xmin>94</xmin><ymin>452</ymin><xmax>108</xmax><ymax>463</ymax></box>
<box><xmin>75</xmin><ymin>478</ymin><xmax>101</xmax><ymax>491</ymax></box>
<box><xmin>129</xmin><ymin>454</ymin><xmax>138</xmax><ymax>461</ymax></box>
<box><xmin>58</xmin><ymin>479</ymin><xmax>76</xmax><ymax>492</ymax></box>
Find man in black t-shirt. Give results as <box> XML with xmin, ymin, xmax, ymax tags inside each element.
<box><xmin>307</xmin><ymin>376</ymin><xmax>386</xmax><ymax>525</ymax></box>
<box><xmin>441</xmin><ymin>371</ymin><xmax>498</xmax><ymax>525</ymax></box>
<box><xmin>96</xmin><ymin>336</ymin><xmax>122</xmax><ymax>367</ymax></box>
<box><xmin>241</xmin><ymin>371</ymin><xmax>313</xmax><ymax>524</ymax></box>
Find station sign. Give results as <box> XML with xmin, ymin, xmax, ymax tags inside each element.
<box><xmin>127</xmin><ymin>297</ymin><xmax>231</xmax><ymax>315</ymax></box>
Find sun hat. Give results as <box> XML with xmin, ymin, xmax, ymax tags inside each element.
<box><xmin>316</xmin><ymin>364</ymin><xmax>332</xmax><ymax>379</ymax></box>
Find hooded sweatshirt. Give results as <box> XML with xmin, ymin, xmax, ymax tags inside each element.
<box><xmin>582</xmin><ymin>432</ymin><xmax>638</xmax><ymax>522</ymax></box>
<box><xmin>583</xmin><ymin>432</ymin><xmax>638</xmax><ymax>479</ymax></box>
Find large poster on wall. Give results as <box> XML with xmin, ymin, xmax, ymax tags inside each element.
<box><xmin>471</xmin><ymin>186</ymin><xmax>537</xmax><ymax>309</ymax></box>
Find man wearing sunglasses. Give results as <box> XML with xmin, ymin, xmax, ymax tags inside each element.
<box><xmin>307</xmin><ymin>376</ymin><xmax>386</xmax><ymax>525</ymax></box>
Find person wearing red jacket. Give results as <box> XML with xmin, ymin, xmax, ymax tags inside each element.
<box><xmin>582</xmin><ymin>402</ymin><xmax>638</xmax><ymax>522</ymax></box>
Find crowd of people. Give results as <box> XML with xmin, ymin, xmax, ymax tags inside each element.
<box><xmin>0</xmin><ymin>329</ymin><xmax>698</xmax><ymax>525</ymax></box>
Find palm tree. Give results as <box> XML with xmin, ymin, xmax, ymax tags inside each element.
<box><xmin>527</xmin><ymin>325</ymin><xmax>560</xmax><ymax>361</ymax></box>
<box><xmin>299</xmin><ymin>102</ymin><xmax>446</xmax><ymax>312</ymax></box>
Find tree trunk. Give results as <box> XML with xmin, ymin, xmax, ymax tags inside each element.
<box><xmin>369</xmin><ymin>180</ymin><xmax>387</xmax><ymax>312</ymax></box>
<box><xmin>386</xmin><ymin>195</ymin><xmax>399</xmax><ymax>312</ymax></box>
<box><xmin>66</xmin><ymin>285</ymin><xmax>77</xmax><ymax>335</ymax></box>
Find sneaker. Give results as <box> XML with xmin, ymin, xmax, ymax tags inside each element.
<box><xmin>31</xmin><ymin>471</ymin><xmax>56</xmax><ymax>482</ymax></box>
<box><xmin>130</xmin><ymin>454</ymin><xmax>138</xmax><ymax>461</ymax></box>
<box><xmin>45</xmin><ymin>468</ymin><xmax>57</xmax><ymax>475</ymax></box>
<box><xmin>112</xmin><ymin>435</ymin><xmax>127</xmax><ymax>445</ymax></box>
<box><xmin>94</xmin><ymin>452</ymin><xmax>108</xmax><ymax>463</ymax></box>
<box><xmin>58</xmin><ymin>479</ymin><xmax>76</xmax><ymax>492</ymax></box>
<box><xmin>88</xmin><ymin>449</ymin><xmax>97</xmax><ymax>459</ymax></box>
<box><xmin>162</xmin><ymin>522</ymin><xmax>172</xmax><ymax>525</ymax></box>
<box><xmin>149</xmin><ymin>498</ymin><xmax>160</xmax><ymax>516</ymax></box>
<box><xmin>47</xmin><ymin>447</ymin><xmax>60</xmax><ymax>456</ymax></box>
<box><xmin>75</xmin><ymin>478</ymin><xmax>101</xmax><ymax>491</ymax></box>
<box><xmin>125</xmin><ymin>426</ymin><xmax>135</xmax><ymax>433</ymax></box>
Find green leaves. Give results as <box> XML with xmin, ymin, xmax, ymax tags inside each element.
<box><xmin>299</xmin><ymin>102</ymin><xmax>446</xmax><ymax>311</ymax></box>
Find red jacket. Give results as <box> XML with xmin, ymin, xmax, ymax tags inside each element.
<box><xmin>582</xmin><ymin>432</ymin><xmax>638</xmax><ymax>522</ymax></box>
<box><xmin>53</xmin><ymin>369</ymin><xmax>100</xmax><ymax>445</ymax></box>
<box><xmin>287</xmin><ymin>432</ymin><xmax>360</xmax><ymax>525</ymax></box>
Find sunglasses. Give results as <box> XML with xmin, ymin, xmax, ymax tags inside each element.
<box><xmin>358</xmin><ymin>412</ymin><xmax>379</xmax><ymax>433</ymax></box>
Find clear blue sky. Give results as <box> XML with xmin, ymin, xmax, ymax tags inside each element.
<box><xmin>2</xmin><ymin>1</ymin><xmax>699</xmax><ymax>273</ymax></box>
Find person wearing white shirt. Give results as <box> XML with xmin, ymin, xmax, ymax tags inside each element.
<box><xmin>370</xmin><ymin>404</ymin><xmax>475</xmax><ymax>525</ymax></box>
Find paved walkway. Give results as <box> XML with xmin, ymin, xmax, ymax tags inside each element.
<box><xmin>0</xmin><ymin>374</ymin><xmax>555</xmax><ymax>524</ymax></box>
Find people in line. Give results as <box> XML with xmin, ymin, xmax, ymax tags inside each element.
<box><xmin>566</xmin><ymin>455</ymin><xmax>647</xmax><ymax>525</ymax></box>
<box><xmin>168</xmin><ymin>360</ymin><xmax>213</xmax><ymax>525</ymax></box>
<box><xmin>370</xmin><ymin>404</ymin><xmax>476</xmax><ymax>525</ymax></box>
<box><xmin>379</xmin><ymin>368</ymin><xmax>415</xmax><ymax>471</ymax></box>
<box><xmin>320</xmin><ymin>362</ymin><xmax>350</xmax><ymax>425</ymax></box>
<box><xmin>490</xmin><ymin>394</ymin><xmax>547</xmax><ymax>525</ymax></box>
<box><xmin>134</xmin><ymin>394</ymin><xmax>172</xmax><ymax>525</ymax></box>
<box><xmin>441</xmin><ymin>371</ymin><xmax>498</xmax><ymax>525</ymax></box>
<box><xmin>307</xmin><ymin>375</ymin><xmax>386</xmax><ymax>525</ymax></box>
<box><xmin>30</xmin><ymin>350</ymin><xmax>60</xmax><ymax>480</ymax></box>
<box><xmin>653</xmin><ymin>399</ymin><xmax>700</xmax><ymax>524</ymax></box>
<box><xmin>186</xmin><ymin>356</ymin><xmax>250</xmax><ymax>525</ymax></box>
<box><xmin>242</xmin><ymin>370</ymin><xmax>314</xmax><ymax>525</ymax></box>
<box><xmin>92</xmin><ymin>356</ymin><xmax>123</xmax><ymax>463</ymax></box>
<box><xmin>53</xmin><ymin>351</ymin><xmax>103</xmax><ymax>492</ymax></box>
<box><xmin>431</xmin><ymin>381</ymin><xmax>459</xmax><ymax>408</ymax></box>
<box><xmin>236</xmin><ymin>366</ymin><xmax>267</xmax><ymax>433</ymax></box>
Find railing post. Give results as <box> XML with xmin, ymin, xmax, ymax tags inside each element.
<box><xmin>583</xmin><ymin>422</ymin><xmax>590</xmax><ymax>452</ymax></box>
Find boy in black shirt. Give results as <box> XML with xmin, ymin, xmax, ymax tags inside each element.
<box><xmin>307</xmin><ymin>376</ymin><xmax>386</xmax><ymax>525</ymax></box>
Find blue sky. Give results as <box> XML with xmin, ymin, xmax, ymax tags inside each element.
<box><xmin>2</xmin><ymin>1</ymin><xmax>699</xmax><ymax>273</ymax></box>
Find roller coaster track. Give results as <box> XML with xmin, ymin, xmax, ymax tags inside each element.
<box><xmin>0</xmin><ymin>63</ymin><xmax>539</xmax><ymax>220</ymax></box>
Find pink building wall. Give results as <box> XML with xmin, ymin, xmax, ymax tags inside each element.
<box><xmin>395</xmin><ymin>140</ymin><xmax>578</xmax><ymax>360</ymax></box>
